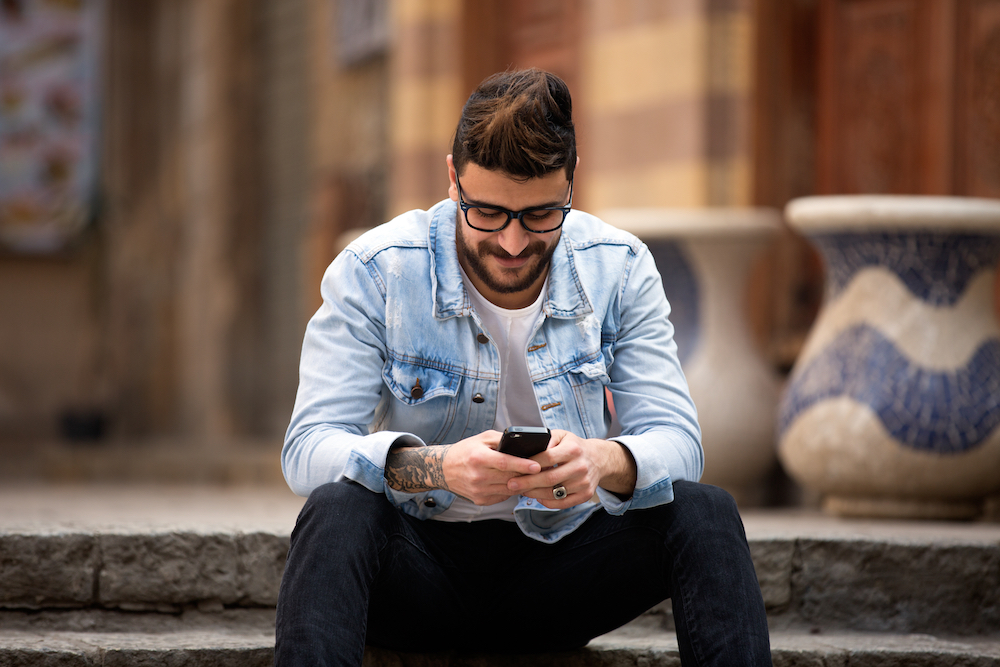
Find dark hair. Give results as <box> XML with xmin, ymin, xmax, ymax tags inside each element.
<box><xmin>452</xmin><ymin>68</ymin><xmax>576</xmax><ymax>182</ymax></box>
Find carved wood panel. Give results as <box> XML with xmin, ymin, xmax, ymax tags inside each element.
<box><xmin>956</xmin><ymin>0</ymin><xmax>1000</xmax><ymax>198</ymax></box>
<box><xmin>818</xmin><ymin>0</ymin><xmax>1000</xmax><ymax>197</ymax></box>
<box><xmin>819</xmin><ymin>0</ymin><xmax>924</xmax><ymax>194</ymax></box>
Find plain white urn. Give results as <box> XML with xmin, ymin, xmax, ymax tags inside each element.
<box><xmin>602</xmin><ymin>208</ymin><xmax>783</xmax><ymax>505</ymax></box>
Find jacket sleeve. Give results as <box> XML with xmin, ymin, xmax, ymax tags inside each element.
<box><xmin>281</xmin><ymin>249</ymin><xmax>425</xmax><ymax>498</ymax></box>
<box><xmin>597</xmin><ymin>244</ymin><xmax>704</xmax><ymax>514</ymax></box>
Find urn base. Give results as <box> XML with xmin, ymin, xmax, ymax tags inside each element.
<box><xmin>823</xmin><ymin>495</ymin><xmax>982</xmax><ymax>520</ymax></box>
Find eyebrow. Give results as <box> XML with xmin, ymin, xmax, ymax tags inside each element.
<box><xmin>462</xmin><ymin>189</ymin><xmax>569</xmax><ymax>211</ymax></box>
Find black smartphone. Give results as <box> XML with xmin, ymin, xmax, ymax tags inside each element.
<box><xmin>499</xmin><ymin>426</ymin><xmax>551</xmax><ymax>458</ymax></box>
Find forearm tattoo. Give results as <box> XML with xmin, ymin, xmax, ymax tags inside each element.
<box><xmin>384</xmin><ymin>445</ymin><xmax>452</xmax><ymax>492</ymax></box>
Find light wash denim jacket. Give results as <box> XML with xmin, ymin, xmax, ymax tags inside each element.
<box><xmin>282</xmin><ymin>199</ymin><xmax>703</xmax><ymax>543</ymax></box>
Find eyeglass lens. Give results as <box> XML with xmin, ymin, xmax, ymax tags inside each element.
<box><xmin>464</xmin><ymin>206</ymin><xmax>565</xmax><ymax>233</ymax></box>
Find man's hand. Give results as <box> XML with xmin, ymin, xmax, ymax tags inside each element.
<box><xmin>505</xmin><ymin>430</ymin><xmax>637</xmax><ymax>509</ymax></box>
<box><xmin>385</xmin><ymin>431</ymin><xmax>542</xmax><ymax>506</ymax></box>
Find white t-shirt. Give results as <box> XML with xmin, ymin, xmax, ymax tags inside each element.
<box><xmin>430</xmin><ymin>266</ymin><xmax>547</xmax><ymax>522</ymax></box>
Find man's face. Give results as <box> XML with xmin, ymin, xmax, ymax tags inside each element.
<box><xmin>448</xmin><ymin>158</ymin><xmax>569</xmax><ymax>309</ymax></box>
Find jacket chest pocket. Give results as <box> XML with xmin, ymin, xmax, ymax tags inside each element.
<box><xmin>567</xmin><ymin>359</ymin><xmax>611</xmax><ymax>439</ymax></box>
<box><xmin>382</xmin><ymin>359</ymin><xmax>463</xmax><ymax>444</ymax></box>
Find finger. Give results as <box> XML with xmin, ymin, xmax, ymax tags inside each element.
<box><xmin>481</xmin><ymin>470</ymin><xmax>533</xmax><ymax>488</ymax></box>
<box><xmin>490</xmin><ymin>450</ymin><xmax>542</xmax><ymax>475</ymax></box>
<box><xmin>471</xmin><ymin>493</ymin><xmax>519</xmax><ymax>506</ymax></box>
<box><xmin>534</xmin><ymin>490</ymin><xmax>592</xmax><ymax>510</ymax></box>
<box><xmin>505</xmin><ymin>467</ymin><xmax>570</xmax><ymax>493</ymax></box>
<box><xmin>543</xmin><ymin>436</ymin><xmax>585</xmax><ymax>464</ymax></box>
<box><xmin>531</xmin><ymin>429</ymin><xmax>566</xmax><ymax>461</ymax></box>
<box><xmin>480</xmin><ymin>430</ymin><xmax>503</xmax><ymax>450</ymax></box>
<box><xmin>518</xmin><ymin>481</ymin><xmax>584</xmax><ymax>500</ymax></box>
<box><xmin>530</xmin><ymin>450</ymin><xmax>557</xmax><ymax>468</ymax></box>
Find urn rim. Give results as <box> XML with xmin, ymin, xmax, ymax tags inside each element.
<box><xmin>599</xmin><ymin>207</ymin><xmax>782</xmax><ymax>240</ymax></box>
<box><xmin>786</xmin><ymin>195</ymin><xmax>1000</xmax><ymax>233</ymax></box>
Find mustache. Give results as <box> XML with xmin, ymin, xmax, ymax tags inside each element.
<box><xmin>479</xmin><ymin>240</ymin><xmax>548</xmax><ymax>259</ymax></box>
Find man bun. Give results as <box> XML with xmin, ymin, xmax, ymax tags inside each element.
<box><xmin>452</xmin><ymin>68</ymin><xmax>576</xmax><ymax>181</ymax></box>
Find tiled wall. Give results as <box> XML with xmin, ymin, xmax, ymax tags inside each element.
<box><xmin>582</xmin><ymin>0</ymin><xmax>754</xmax><ymax>208</ymax></box>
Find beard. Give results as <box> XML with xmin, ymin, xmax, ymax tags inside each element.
<box><xmin>455</xmin><ymin>222</ymin><xmax>558</xmax><ymax>296</ymax></box>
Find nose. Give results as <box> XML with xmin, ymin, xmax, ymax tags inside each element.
<box><xmin>497</xmin><ymin>220</ymin><xmax>530</xmax><ymax>257</ymax></box>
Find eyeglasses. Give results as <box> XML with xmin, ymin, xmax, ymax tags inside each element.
<box><xmin>456</xmin><ymin>172</ymin><xmax>573</xmax><ymax>234</ymax></box>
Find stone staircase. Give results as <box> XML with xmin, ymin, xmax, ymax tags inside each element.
<box><xmin>1</xmin><ymin>485</ymin><xmax>998</xmax><ymax>666</ymax></box>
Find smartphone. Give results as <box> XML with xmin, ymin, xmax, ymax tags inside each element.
<box><xmin>499</xmin><ymin>426</ymin><xmax>551</xmax><ymax>458</ymax></box>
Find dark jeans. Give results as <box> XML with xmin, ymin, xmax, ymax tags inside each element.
<box><xmin>274</xmin><ymin>480</ymin><xmax>771</xmax><ymax>666</ymax></box>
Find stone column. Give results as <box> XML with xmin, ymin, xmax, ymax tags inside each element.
<box><xmin>387</xmin><ymin>0</ymin><xmax>464</xmax><ymax>215</ymax></box>
<box><xmin>260</xmin><ymin>0</ymin><xmax>312</xmax><ymax>436</ymax></box>
<box><xmin>176</xmin><ymin>0</ymin><xmax>239</xmax><ymax>438</ymax></box>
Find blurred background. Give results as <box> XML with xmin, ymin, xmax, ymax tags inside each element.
<box><xmin>1</xmin><ymin>0</ymin><xmax>998</xmax><ymax>486</ymax></box>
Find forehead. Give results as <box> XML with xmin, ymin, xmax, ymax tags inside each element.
<box><xmin>459</xmin><ymin>164</ymin><xmax>570</xmax><ymax>209</ymax></box>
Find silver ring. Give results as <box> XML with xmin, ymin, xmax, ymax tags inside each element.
<box><xmin>553</xmin><ymin>485</ymin><xmax>568</xmax><ymax>500</ymax></box>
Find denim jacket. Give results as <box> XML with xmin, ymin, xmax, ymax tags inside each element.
<box><xmin>282</xmin><ymin>199</ymin><xmax>703</xmax><ymax>543</ymax></box>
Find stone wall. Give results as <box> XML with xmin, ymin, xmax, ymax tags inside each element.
<box><xmin>581</xmin><ymin>0</ymin><xmax>755</xmax><ymax>209</ymax></box>
<box><xmin>0</xmin><ymin>0</ymin><xmax>311</xmax><ymax>448</ymax></box>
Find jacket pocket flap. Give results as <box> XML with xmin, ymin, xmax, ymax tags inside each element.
<box><xmin>568</xmin><ymin>359</ymin><xmax>610</xmax><ymax>383</ymax></box>
<box><xmin>383</xmin><ymin>359</ymin><xmax>462</xmax><ymax>405</ymax></box>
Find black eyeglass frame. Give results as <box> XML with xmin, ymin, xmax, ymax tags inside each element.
<box><xmin>455</xmin><ymin>172</ymin><xmax>574</xmax><ymax>234</ymax></box>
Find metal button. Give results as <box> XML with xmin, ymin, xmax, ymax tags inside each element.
<box><xmin>423</xmin><ymin>497</ymin><xmax>436</xmax><ymax>508</ymax></box>
<box><xmin>477</xmin><ymin>333</ymin><xmax>490</xmax><ymax>344</ymax></box>
<box><xmin>410</xmin><ymin>379</ymin><xmax>423</xmax><ymax>399</ymax></box>
<box><xmin>472</xmin><ymin>393</ymin><xmax>485</xmax><ymax>404</ymax></box>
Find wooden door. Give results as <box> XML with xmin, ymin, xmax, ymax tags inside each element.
<box><xmin>817</xmin><ymin>0</ymin><xmax>1000</xmax><ymax>197</ymax></box>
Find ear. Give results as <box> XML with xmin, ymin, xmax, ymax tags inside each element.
<box><xmin>446</xmin><ymin>155</ymin><xmax>458</xmax><ymax>202</ymax></box>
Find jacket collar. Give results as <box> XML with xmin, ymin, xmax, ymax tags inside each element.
<box><xmin>429</xmin><ymin>199</ymin><xmax>593</xmax><ymax>321</ymax></box>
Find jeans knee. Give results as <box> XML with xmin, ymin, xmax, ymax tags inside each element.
<box><xmin>297</xmin><ymin>480</ymin><xmax>397</xmax><ymax>534</ymax></box>
<box><xmin>671</xmin><ymin>481</ymin><xmax>743</xmax><ymax>530</ymax></box>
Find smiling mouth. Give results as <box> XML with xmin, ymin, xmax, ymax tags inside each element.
<box><xmin>483</xmin><ymin>243</ymin><xmax>543</xmax><ymax>266</ymax></box>
<box><xmin>492</xmin><ymin>254</ymin><xmax>532</xmax><ymax>269</ymax></box>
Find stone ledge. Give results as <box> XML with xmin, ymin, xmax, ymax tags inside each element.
<box><xmin>2</xmin><ymin>528</ymin><xmax>996</xmax><ymax>635</ymax></box>
<box><xmin>2</xmin><ymin>487</ymin><xmax>999</xmax><ymax>636</ymax></box>
<box><xmin>0</xmin><ymin>532</ymin><xmax>287</xmax><ymax>610</ymax></box>
<box><xmin>1</xmin><ymin>618</ymin><xmax>999</xmax><ymax>667</ymax></box>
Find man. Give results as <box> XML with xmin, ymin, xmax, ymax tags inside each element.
<box><xmin>275</xmin><ymin>69</ymin><xmax>771</xmax><ymax>666</ymax></box>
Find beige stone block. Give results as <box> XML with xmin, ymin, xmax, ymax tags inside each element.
<box><xmin>708</xmin><ymin>155</ymin><xmax>753</xmax><ymax>207</ymax></box>
<box><xmin>707</xmin><ymin>12</ymin><xmax>754</xmax><ymax>95</ymax></box>
<box><xmin>390</xmin><ymin>76</ymin><xmax>463</xmax><ymax>153</ymax></box>
<box><xmin>391</xmin><ymin>0</ymin><xmax>459</xmax><ymax>27</ymax></box>
<box><xmin>588</xmin><ymin>162</ymin><xmax>709</xmax><ymax>209</ymax></box>
<box><xmin>584</xmin><ymin>18</ymin><xmax>708</xmax><ymax>114</ymax></box>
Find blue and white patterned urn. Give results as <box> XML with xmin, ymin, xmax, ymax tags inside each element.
<box><xmin>779</xmin><ymin>196</ymin><xmax>1000</xmax><ymax>519</ymax></box>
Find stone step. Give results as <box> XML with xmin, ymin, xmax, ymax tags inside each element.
<box><xmin>1</xmin><ymin>613</ymin><xmax>999</xmax><ymax>666</ymax></box>
<box><xmin>1</xmin><ymin>486</ymin><xmax>999</xmax><ymax>637</ymax></box>
<box><xmin>745</xmin><ymin>511</ymin><xmax>1000</xmax><ymax>636</ymax></box>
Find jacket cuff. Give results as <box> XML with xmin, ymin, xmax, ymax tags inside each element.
<box><xmin>342</xmin><ymin>430</ymin><xmax>427</xmax><ymax>494</ymax></box>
